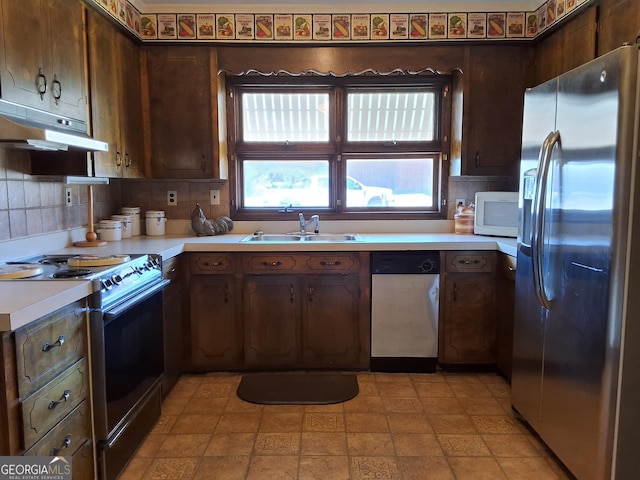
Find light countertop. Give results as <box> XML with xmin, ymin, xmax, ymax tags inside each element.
<box><xmin>0</xmin><ymin>232</ymin><xmax>516</xmax><ymax>332</ymax></box>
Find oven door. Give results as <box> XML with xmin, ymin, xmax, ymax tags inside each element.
<box><xmin>91</xmin><ymin>279</ymin><xmax>168</xmax><ymax>480</ymax></box>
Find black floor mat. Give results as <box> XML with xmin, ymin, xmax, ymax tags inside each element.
<box><xmin>236</xmin><ymin>372</ymin><xmax>359</xmax><ymax>405</ymax></box>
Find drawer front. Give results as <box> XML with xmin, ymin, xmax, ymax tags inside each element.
<box><xmin>305</xmin><ymin>254</ymin><xmax>358</xmax><ymax>273</ymax></box>
<box><xmin>24</xmin><ymin>400</ymin><xmax>91</xmax><ymax>457</ymax></box>
<box><xmin>242</xmin><ymin>254</ymin><xmax>298</xmax><ymax>273</ymax></box>
<box><xmin>497</xmin><ymin>253</ymin><xmax>516</xmax><ymax>282</ymax></box>
<box><xmin>190</xmin><ymin>254</ymin><xmax>234</xmax><ymax>274</ymax></box>
<box><xmin>15</xmin><ymin>300</ymin><xmax>87</xmax><ymax>397</ymax></box>
<box><xmin>445</xmin><ymin>251</ymin><xmax>496</xmax><ymax>273</ymax></box>
<box><xmin>22</xmin><ymin>358</ymin><xmax>89</xmax><ymax>449</ymax></box>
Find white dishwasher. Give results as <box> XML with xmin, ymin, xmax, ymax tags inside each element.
<box><xmin>370</xmin><ymin>251</ymin><xmax>440</xmax><ymax>373</ymax></box>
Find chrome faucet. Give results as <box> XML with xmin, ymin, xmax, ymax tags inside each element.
<box><xmin>299</xmin><ymin>213</ymin><xmax>320</xmax><ymax>234</ymax></box>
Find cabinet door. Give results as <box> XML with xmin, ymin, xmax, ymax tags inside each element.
<box><xmin>144</xmin><ymin>46</ymin><xmax>215</xmax><ymax>178</ymax></box>
<box><xmin>301</xmin><ymin>275</ymin><xmax>361</xmax><ymax>368</ymax></box>
<box><xmin>0</xmin><ymin>0</ymin><xmax>48</xmax><ymax>110</ymax></box>
<box><xmin>118</xmin><ymin>32</ymin><xmax>145</xmax><ymax>178</ymax></box>
<box><xmin>190</xmin><ymin>275</ymin><xmax>240</xmax><ymax>370</ymax></box>
<box><xmin>463</xmin><ymin>45</ymin><xmax>532</xmax><ymax>177</ymax></box>
<box><xmin>46</xmin><ymin>0</ymin><xmax>87</xmax><ymax>121</ymax></box>
<box><xmin>441</xmin><ymin>273</ymin><xmax>496</xmax><ymax>364</ymax></box>
<box><xmin>87</xmin><ymin>9</ymin><xmax>122</xmax><ymax>178</ymax></box>
<box><xmin>496</xmin><ymin>254</ymin><xmax>516</xmax><ymax>379</ymax></box>
<box><xmin>243</xmin><ymin>275</ymin><xmax>300</xmax><ymax>368</ymax></box>
<box><xmin>163</xmin><ymin>269</ymin><xmax>183</xmax><ymax>395</ymax></box>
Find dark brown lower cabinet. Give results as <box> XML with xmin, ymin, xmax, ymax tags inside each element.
<box><xmin>439</xmin><ymin>251</ymin><xmax>497</xmax><ymax>365</ymax></box>
<box><xmin>496</xmin><ymin>253</ymin><xmax>516</xmax><ymax>380</ymax></box>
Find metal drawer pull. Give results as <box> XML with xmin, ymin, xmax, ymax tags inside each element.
<box><xmin>319</xmin><ymin>261</ymin><xmax>341</xmax><ymax>266</ymax></box>
<box><xmin>48</xmin><ymin>390</ymin><xmax>70</xmax><ymax>409</ymax></box>
<box><xmin>50</xmin><ymin>434</ymin><xmax>72</xmax><ymax>456</ymax></box>
<box><xmin>262</xmin><ymin>261</ymin><xmax>282</xmax><ymax>267</ymax></box>
<box><xmin>205</xmin><ymin>261</ymin><xmax>224</xmax><ymax>267</ymax></box>
<box><xmin>42</xmin><ymin>336</ymin><xmax>65</xmax><ymax>352</ymax></box>
<box><xmin>458</xmin><ymin>259</ymin><xmax>481</xmax><ymax>264</ymax></box>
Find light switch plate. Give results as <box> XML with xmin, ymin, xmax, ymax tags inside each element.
<box><xmin>210</xmin><ymin>190</ymin><xmax>220</xmax><ymax>205</ymax></box>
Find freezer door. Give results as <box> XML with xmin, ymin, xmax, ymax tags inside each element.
<box><xmin>538</xmin><ymin>48</ymin><xmax>625</xmax><ymax>480</ymax></box>
<box><xmin>511</xmin><ymin>77</ymin><xmax>557</xmax><ymax>432</ymax></box>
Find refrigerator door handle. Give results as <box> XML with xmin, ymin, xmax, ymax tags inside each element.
<box><xmin>531</xmin><ymin>130</ymin><xmax>560</xmax><ymax>310</ymax></box>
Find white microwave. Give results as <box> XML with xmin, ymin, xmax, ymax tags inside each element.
<box><xmin>473</xmin><ymin>191</ymin><xmax>519</xmax><ymax>237</ymax></box>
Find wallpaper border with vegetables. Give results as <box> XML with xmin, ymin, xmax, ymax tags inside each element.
<box><xmin>94</xmin><ymin>0</ymin><xmax>590</xmax><ymax>43</ymax></box>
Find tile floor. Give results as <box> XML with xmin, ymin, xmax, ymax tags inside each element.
<box><xmin>119</xmin><ymin>371</ymin><xmax>575</xmax><ymax>480</ymax></box>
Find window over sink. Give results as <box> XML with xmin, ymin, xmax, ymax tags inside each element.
<box><xmin>227</xmin><ymin>75</ymin><xmax>451</xmax><ymax>220</ymax></box>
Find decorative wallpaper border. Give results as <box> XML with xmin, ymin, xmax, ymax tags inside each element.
<box><xmin>93</xmin><ymin>0</ymin><xmax>589</xmax><ymax>43</ymax></box>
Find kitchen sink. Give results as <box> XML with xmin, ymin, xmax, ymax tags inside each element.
<box><xmin>241</xmin><ymin>233</ymin><xmax>363</xmax><ymax>242</ymax></box>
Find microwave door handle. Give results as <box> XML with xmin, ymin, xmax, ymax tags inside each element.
<box><xmin>531</xmin><ymin>130</ymin><xmax>559</xmax><ymax>310</ymax></box>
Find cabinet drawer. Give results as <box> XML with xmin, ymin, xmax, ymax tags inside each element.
<box><xmin>22</xmin><ymin>358</ymin><xmax>89</xmax><ymax>449</ymax></box>
<box><xmin>24</xmin><ymin>400</ymin><xmax>91</xmax><ymax>457</ymax></box>
<box><xmin>242</xmin><ymin>254</ymin><xmax>298</xmax><ymax>273</ymax></box>
<box><xmin>305</xmin><ymin>254</ymin><xmax>358</xmax><ymax>273</ymax></box>
<box><xmin>15</xmin><ymin>300</ymin><xmax>87</xmax><ymax>397</ymax></box>
<box><xmin>445</xmin><ymin>251</ymin><xmax>496</xmax><ymax>273</ymax></box>
<box><xmin>497</xmin><ymin>253</ymin><xmax>516</xmax><ymax>282</ymax></box>
<box><xmin>190</xmin><ymin>254</ymin><xmax>234</xmax><ymax>274</ymax></box>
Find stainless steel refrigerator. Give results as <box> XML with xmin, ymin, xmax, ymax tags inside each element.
<box><xmin>512</xmin><ymin>44</ymin><xmax>640</xmax><ymax>480</ymax></box>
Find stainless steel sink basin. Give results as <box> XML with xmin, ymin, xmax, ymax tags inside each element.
<box><xmin>241</xmin><ymin>233</ymin><xmax>362</xmax><ymax>242</ymax></box>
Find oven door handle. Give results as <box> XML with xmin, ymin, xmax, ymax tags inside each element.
<box><xmin>103</xmin><ymin>279</ymin><xmax>170</xmax><ymax>320</ymax></box>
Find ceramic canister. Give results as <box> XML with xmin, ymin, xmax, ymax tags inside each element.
<box><xmin>121</xmin><ymin>207</ymin><xmax>141</xmax><ymax>236</ymax></box>
<box><xmin>96</xmin><ymin>219</ymin><xmax>122</xmax><ymax>242</ymax></box>
<box><xmin>145</xmin><ymin>210</ymin><xmax>166</xmax><ymax>236</ymax></box>
<box><xmin>111</xmin><ymin>214</ymin><xmax>132</xmax><ymax>238</ymax></box>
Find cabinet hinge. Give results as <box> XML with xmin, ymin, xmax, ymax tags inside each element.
<box><xmin>337</xmin><ymin>155</ymin><xmax>342</xmax><ymax>162</ymax></box>
<box><xmin>444</xmin><ymin>85</ymin><xmax>449</xmax><ymax>97</ymax></box>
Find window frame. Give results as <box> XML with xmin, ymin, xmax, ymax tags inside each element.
<box><xmin>227</xmin><ymin>75</ymin><xmax>451</xmax><ymax>220</ymax></box>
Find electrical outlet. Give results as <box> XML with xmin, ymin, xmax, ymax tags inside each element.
<box><xmin>455</xmin><ymin>198</ymin><xmax>466</xmax><ymax>207</ymax></box>
<box><xmin>65</xmin><ymin>188</ymin><xmax>73</xmax><ymax>207</ymax></box>
<box><xmin>167</xmin><ymin>190</ymin><xmax>177</xmax><ymax>206</ymax></box>
<box><xmin>210</xmin><ymin>189</ymin><xmax>220</xmax><ymax>205</ymax></box>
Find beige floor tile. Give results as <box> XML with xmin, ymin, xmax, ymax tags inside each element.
<box><xmin>343</xmin><ymin>394</ymin><xmax>385</xmax><ymax>412</ymax></box>
<box><xmin>300</xmin><ymin>432</ymin><xmax>348</xmax><ymax>455</ymax></box>
<box><xmin>303</xmin><ymin>402</ymin><xmax>344</xmax><ymax>413</ymax></box>
<box><xmin>437</xmin><ymin>434</ymin><xmax>492</xmax><ymax>456</ymax></box>
<box><xmin>347</xmin><ymin>432</ymin><xmax>395</xmax><ymax>456</ymax></box>
<box><xmin>216</xmin><ymin>412</ymin><xmax>262</xmax><ymax>433</ymax></box>
<box><xmin>171</xmin><ymin>413</ymin><xmax>220</xmax><ymax>434</ymax></box>
<box><xmin>167</xmin><ymin>381</ymin><xmax>200</xmax><ymax>399</ymax></box>
<box><xmin>374</xmin><ymin>373</ymin><xmax>413</xmax><ymax>384</ymax></box>
<box><xmin>182</xmin><ymin>396</ymin><xmax>228</xmax><ymax>415</ymax></box>
<box><xmin>141</xmin><ymin>458</ymin><xmax>200</xmax><ymax>480</ymax></box>
<box><xmin>136</xmin><ymin>434</ymin><xmax>167</xmax><ymax>457</ymax></box>
<box><xmin>150</xmin><ymin>415</ymin><xmax>178</xmax><ymax>434</ymax></box>
<box><xmin>161</xmin><ymin>396</ymin><xmax>190</xmax><ymax>416</ymax></box>
<box><xmin>414</xmin><ymin>381</ymin><xmax>456</xmax><ymax>397</ymax></box>
<box><xmin>387</xmin><ymin>413</ymin><xmax>433</xmax><ymax>433</ymax></box>
<box><xmin>410</xmin><ymin>373</ymin><xmax>448</xmax><ymax>383</ymax></box>
<box><xmin>350</xmin><ymin>456</ymin><xmax>401</xmax><ymax>480</ymax></box>
<box><xmin>156</xmin><ymin>434</ymin><xmax>212</xmax><ymax>457</ymax></box>
<box><xmin>429</xmin><ymin>414</ymin><xmax>478</xmax><ymax>434</ymax></box>
<box><xmin>458</xmin><ymin>396</ymin><xmax>505</xmax><ymax>415</ymax></box>
<box><xmin>392</xmin><ymin>432</ymin><xmax>443</xmax><ymax>456</ymax></box>
<box><xmin>259</xmin><ymin>412</ymin><xmax>303</xmax><ymax>432</ymax></box>
<box><xmin>345</xmin><ymin>412</ymin><xmax>390</xmax><ymax>432</ymax></box>
<box><xmin>204</xmin><ymin>432</ymin><xmax>256</xmax><ymax>456</ymax></box>
<box><xmin>443</xmin><ymin>372</ymin><xmax>486</xmax><ymax>384</ymax></box>
<box><xmin>192</xmin><ymin>382</ymin><xmax>235</xmax><ymax>398</ymax></box>
<box><xmin>382</xmin><ymin>397</ymin><xmax>424</xmax><ymax>413</ymax></box>
<box><xmin>449</xmin><ymin>381</ymin><xmax>494</xmax><ymax>397</ymax></box>
<box><xmin>498</xmin><ymin>456</ymin><xmax>568</xmax><ymax>479</ymax></box>
<box><xmin>398</xmin><ymin>456</ymin><xmax>455</xmax><ymax>480</ymax></box>
<box><xmin>226</xmin><ymin>395</ymin><xmax>265</xmax><ymax>413</ymax></box>
<box><xmin>471</xmin><ymin>415</ymin><xmax>524</xmax><ymax>434</ymax></box>
<box><xmin>482</xmin><ymin>434</ymin><xmax>542</xmax><ymax>457</ymax></box>
<box><xmin>193</xmin><ymin>456</ymin><xmax>250</xmax><ymax>480</ymax></box>
<box><xmin>119</xmin><ymin>457</ymin><xmax>153</xmax><ymax>480</ymax></box>
<box><xmin>254</xmin><ymin>432</ymin><xmax>301</xmax><ymax>455</ymax></box>
<box><xmin>298</xmin><ymin>455</ymin><xmax>350</xmax><ymax>480</ymax></box>
<box><xmin>303</xmin><ymin>412</ymin><xmax>345</xmax><ymax>432</ymax></box>
<box><xmin>447</xmin><ymin>456</ymin><xmax>508</xmax><ymax>479</ymax></box>
<box><xmin>356</xmin><ymin>381</ymin><xmax>379</xmax><ymax>396</ymax></box>
<box><xmin>263</xmin><ymin>404</ymin><xmax>305</xmax><ymax>413</ymax></box>
<box><xmin>376</xmin><ymin>381</ymin><xmax>418</xmax><ymax>397</ymax></box>
<box><xmin>420</xmin><ymin>396</ymin><xmax>466</xmax><ymax>415</ymax></box>
<box><xmin>486</xmin><ymin>381</ymin><xmax>511</xmax><ymax>398</ymax></box>
<box><xmin>246</xmin><ymin>455</ymin><xmax>299</xmax><ymax>480</ymax></box>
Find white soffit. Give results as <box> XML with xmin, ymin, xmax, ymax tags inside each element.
<box><xmin>132</xmin><ymin>0</ymin><xmax>542</xmax><ymax>14</ymax></box>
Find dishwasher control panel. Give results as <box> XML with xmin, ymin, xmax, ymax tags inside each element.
<box><xmin>371</xmin><ymin>251</ymin><xmax>440</xmax><ymax>274</ymax></box>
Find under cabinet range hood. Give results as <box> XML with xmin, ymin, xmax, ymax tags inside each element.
<box><xmin>0</xmin><ymin>99</ymin><xmax>108</xmax><ymax>152</ymax></box>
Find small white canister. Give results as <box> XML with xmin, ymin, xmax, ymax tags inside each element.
<box><xmin>111</xmin><ymin>214</ymin><xmax>132</xmax><ymax>239</ymax></box>
<box><xmin>121</xmin><ymin>207</ymin><xmax>141</xmax><ymax>236</ymax></box>
<box><xmin>145</xmin><ymin>210</ymin><xmax>166</xmax><ymax>236</ymax></box>
<box><xmin>96</xmin><ymin>219</ymin><xmax>122</xmax><ymax>242</ymax></box>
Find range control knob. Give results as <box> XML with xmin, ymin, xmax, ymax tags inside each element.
<box><xmin>111</xmin><ymin>274</ymin><xmax>123</xmax><ymax>285</ymax></box>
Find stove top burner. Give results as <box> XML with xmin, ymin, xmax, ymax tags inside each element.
<box><xmin>52</xmin><ymin>269</ymin><xmax>93</xmax><ymax>278</ymax></box>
